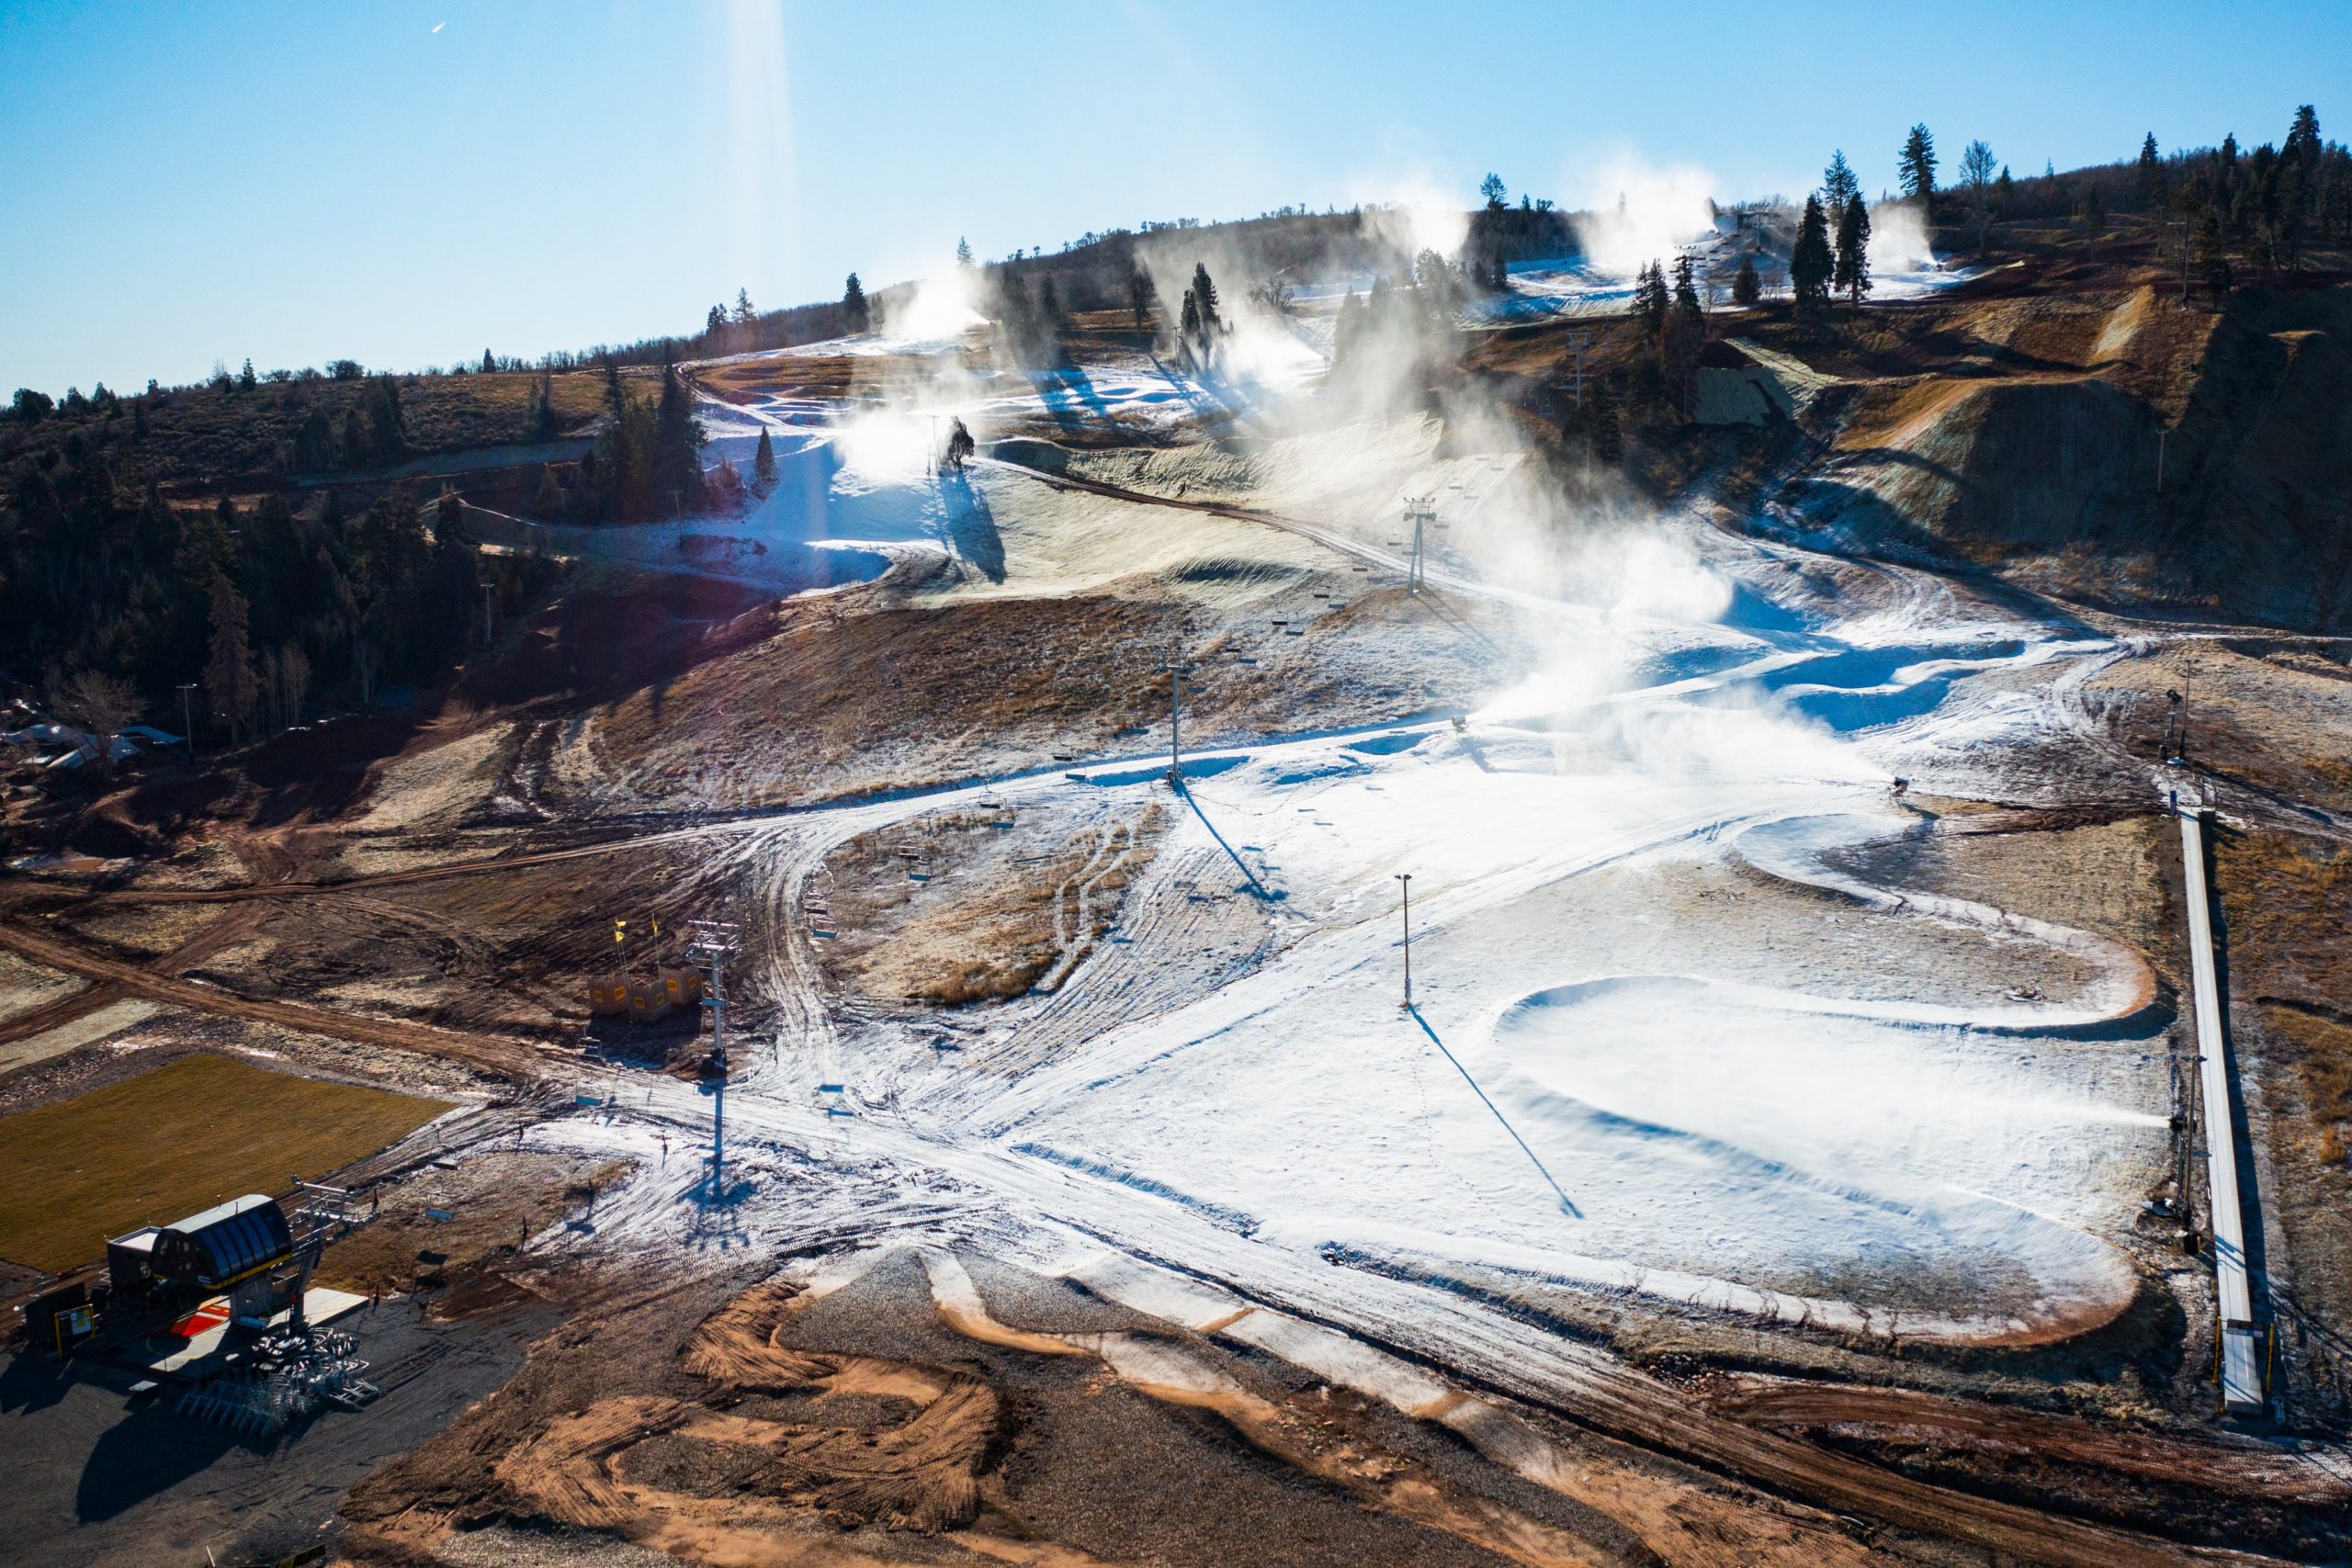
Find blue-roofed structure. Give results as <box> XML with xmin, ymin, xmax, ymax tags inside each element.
<box><xmin>151</xmin><ymin>1195</ymin><xmax>294</xmax><ymax>1291</ymax></box>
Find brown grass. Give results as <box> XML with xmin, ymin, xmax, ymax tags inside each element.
<box><xmin>0</xmin><ymin>1053</ymin><xmax>451</xmax><ymax>1273</ymax></box>
<box><xmin>820</xmin><ymin>806</ymin><xmax>1163</xmax><ymax>1007</ymax></box>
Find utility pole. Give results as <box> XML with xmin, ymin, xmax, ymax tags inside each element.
<box><xmin>1156</xmin><ymin>658</ymin><xmax>1197</xmax><ymax>789</ymax></box>
<box><xmin>175</xmin><ymin>682</ymin><xmax>198</xmax><ymax>761</ymax></box>
<box><xmin>684</xmin><ymin>919</ymin><xmax>740</xmax><ymax>1198</ymax></box>
<box><xmin>1402</xmin><ymin>497</ymin><xmax>1438</xmax><ymax>594</ymax></box>
<box><xmin>1395</xmin><ymin>872</ymin><xmax>1413</xmax><ymax>1008</ymax></box>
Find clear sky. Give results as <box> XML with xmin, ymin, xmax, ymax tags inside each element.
<box><xmin>4</xmin><ymin>0</ymin><xmax>2346</xmax><ymax>396</ymax></box>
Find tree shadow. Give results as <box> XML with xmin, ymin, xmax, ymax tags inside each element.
<box><xmin>1034</xmin><ymin>367</ymin><xmax>1115</xmax><ymax>428</ymax></box>
<box><xmin>939</xmin><ymin>470</ymin><xmax>1005</xmax><ymax>583</ymax></box>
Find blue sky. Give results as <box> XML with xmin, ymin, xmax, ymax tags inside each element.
<box><xmin>3</xmin><ymin>0</ymin><xmax>2345</xmax><ymax>395</ymax></box>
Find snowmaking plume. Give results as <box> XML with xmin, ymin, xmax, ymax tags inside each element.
<box><xmin>1567</xmin><ymin>153</ymin><xmax>1717</xmax><ymax>276</ymax></box>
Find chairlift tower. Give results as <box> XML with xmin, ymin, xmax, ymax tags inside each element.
<box><xmin>1402</xmin><ymin>497</ymin><xmax>1439</xmax><ymax>594</ymax></box>
<box><xmin>683</xmin><ymin>919</ymin><xmax>740</xmax><ymax>1196</ymax></box>
<box><xmin>1155</xmin><ymin>658</ymin><xmax>1198</xmax><ymax>789</ymax></box>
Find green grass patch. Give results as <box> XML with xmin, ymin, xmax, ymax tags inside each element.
<box><xmin>0</xmin><ymin>1054</ymin><xmax>452</xmax><ymax>1275</ymax></box>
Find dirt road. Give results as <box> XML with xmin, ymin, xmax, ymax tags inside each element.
<box><xmin>0</xmin><ymin>919</ymin><xmax>540</xmax><ymax>1081</ymax></box>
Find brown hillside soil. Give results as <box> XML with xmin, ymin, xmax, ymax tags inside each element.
<box><xmin>819</xmin><ymin>803</ymin><xmax>1165</xmax><ymax>1007</ymax></box>
<box><xmin>1708</xmin><ymin>1372</ymin><xmax>2350</xmax><ymax>1552</ymax></box>
<box><xmin>1769</xmin><ymin>278</ymin><xmax>2352</xmax><ymax>627</ymax></box>
<box><xmin>2212</xmin><ymin>827</ymin><xmax>2352</xmax><ymax>1425</ymax></box>
<box><xmin>0</xmin><ymin>370</ymin><xmax>611</xmax><ymax>494</ymax></box>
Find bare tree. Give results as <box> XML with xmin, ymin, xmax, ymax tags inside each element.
<box><xmin>1960</xmin><ymin>140</ymin><xmax>1999</xmax><ymax>252</ymax></box>
<box><xmin>49</xmin><ymin>669</ymin><xmax>140</xmax><ymax>778</ymax></box>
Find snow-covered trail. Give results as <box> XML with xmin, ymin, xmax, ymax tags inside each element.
<box><xmin>543</xmin><ymin>561</ymin><xmax>2160</xmax><ymax>1353</ymax></box>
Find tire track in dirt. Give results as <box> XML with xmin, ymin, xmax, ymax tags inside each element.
<box><xmin>0</xmin><ymin>918</ymin><xmax>539</xmax><ymax>1081</ymax></box>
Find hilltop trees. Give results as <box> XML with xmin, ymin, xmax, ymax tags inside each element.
<box><xmin>842</xmin><ymin>273</ymin><xmax>871</xmax><ymax>332</ymax></box>
<box><xmin>2136</xmin><ymin>133</ymin><xmax>2165</xmax><ymax>209</ymax></box>
<box><xmin>1480</xmin><ymin>173</ymin><xmax>1508</xmax><ymax>211</ymax></box>
<box><xmin>956</xmin><ymin>237</ymin><xmax>975</xmax><ymax>268</ymax></box>
<box><xmin>1834</xmin><ymin>196</ymin><xmax>1872</xmax><ymax>305</ymax></box>
<box><xmin>1899</xmin><ymin>124</ymin><xmax>1938</xmax><ymax>205</ymax></box>
<box><xmin>1790</xmin><ymin>196</ymin><xmax>1835</xmax><ymax>315</ymax></box>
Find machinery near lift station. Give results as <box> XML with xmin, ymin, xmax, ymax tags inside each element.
<box><xmin>587</xmin><ymin>916</ymin><xmax>707</xmax><ymax>1028</ymax></box>
<box><xmin>22</xmin><ymin>1187</ymin><xmax>378</xmax><ymax>1436</ymax></box>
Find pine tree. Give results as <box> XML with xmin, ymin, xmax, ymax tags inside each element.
<box><xmin>1834</xmin><ymin>196</ymin><xmax>1872</xmax><ymax>305</ymax></box>
<box><xmin>481</xmin><ymin>347</ymin><xmax>497</xmax><ymax>374</ymax></box>
<box><xmin>733</xmin><ymin>288</ymin><xmax>756</xmax><ymax>325</ymax></box>
<box><xmin>532</xmin><ymin>464</ymin><xmax>564</xmax><ymax>517</ymax></box>
<box><xmin>1332</xmin><ymin>289</ymin><xmax>1366</xmax><ymax>370</ymax></box>
<box><xmin>842</xmin><ymin>273</ymin><xmax>870</xmax><ymax>332</ymax></box>
<box><xmin>1731</xmin><ymin>253</ymin><xmax>1761</xmax><ymax>308</ymax></box>
<box><xmin>2135</xmin><ymin>133</ymin><xmax>2165</xmax><ymax>210</ymax></box>
<box><xmin>1661</xmin><ymin>254</ymin><xmax>1705</xmax><ymax>402</ymax></box>
<box><xmin>1189</xmin><ymin>263</ymin><xmax>1221</xmax><ymax>333</ymax></box>
<box><xmin>956</xmin><ymin>237</ymin><xmax>975</xmax><ymax>268</ymax></box>
<box><xmin>1670</xmin><ymin>254</ymin><xmax>1702</xmax><ymax>321</ymax></box>
<box><xmin>202</xmin><ymin>571</ymin><xmax>258</xmax><ymax>745</ymax></box>
<box><xmin>1899</xmin><ymin>124</ymin><xmax>1938</xmax><ymax>204</ymax></box>
<box><xmin>651</xmin><ymin>357</ymin><xmax>706</xmax><ymax>514</ymax></box>
<box><xmin>1821</xmin><ymin>151</ymin><xmax>1860</xmax><ymax>215</ymax></box>
<box><xmin>1480</xmin><ymin>173</ymin><xmax>1508</xmax><ymax>211</ymax></box>
<box><xmin>531</xmin><ymin>371</ymin><xmax>558</xmax><ymax>441</ymax></box>
<box><xmin>1129</xmin><ymin>268</ymin><xmax>1154</xmax><ymax>328</ymax></box>
<box><xmin>706</xmin><ymin>304</ymin><xmax>728</xmax><ymax>338</ymax></box>
<box><xmin>1790</xmin><ymin>196</ymin><xmax>1835</xmax><ymax>314</ymax></box>
<box><xmin>1585</xmin><ymin>383</ymin><xmax>1622</xmax><ymax>464</ymax></box>
<box><xmin>2197</xmin><ymin>212</ymin><xmax>2233</xmax><ymax>304</ymax></box>
<box><xmin>238</xmin><ymin>357</ymin><xmax>257</xmax><ymax>390</ymax></box>
<box><xmin>944</xmin><ymin>417</ymin><xmax>975</xmax><ymax>471</ymax></box>
<box><xmin>1632</xmin><ymin>261</ymin><xmax>1669</xmax><ymax>334</ymax></box>
<box><xmin>291</xmin><ymin>405</ymin><xmax>335</xmax><ymax>471</ymax></box>
<box><xmin>752</xmin><ymin>426</ymin><xmax>777</xmax><ymax>491</ymax></box>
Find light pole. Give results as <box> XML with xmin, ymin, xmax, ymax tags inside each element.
<box><xmin>175</xmin><ymin>682</ymin><xmax>198</xmax><ymax>761</ymax></box>
<box><xmin>1395</xmin><ymin>872</ymin><xmax>1413</xmax><ymax>1008</ymax></box>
